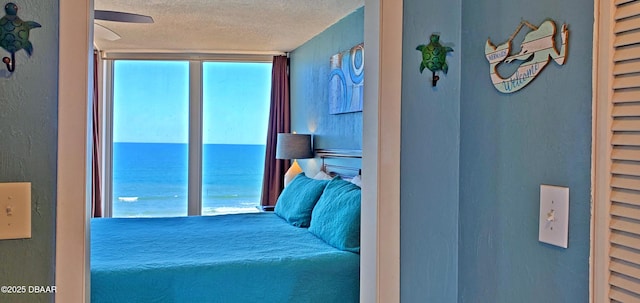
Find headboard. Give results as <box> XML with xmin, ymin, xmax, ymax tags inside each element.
<box><xmin>314</xmin><ymin>149</ymin><xmax>362</xmax><ymax>178</ymax></box>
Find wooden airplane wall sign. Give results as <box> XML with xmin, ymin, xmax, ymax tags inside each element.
<box><xmin>485</xmin><ymin>19</ymin><xmax>568</xmax><ymax>93</ymax></box>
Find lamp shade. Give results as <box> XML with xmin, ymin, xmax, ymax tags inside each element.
<box><xmin>276</xmin><ymin>133</ymin><xmax>313</xmax><ymax>159</ymax></box>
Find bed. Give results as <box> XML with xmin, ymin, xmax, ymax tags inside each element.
<box><xmin>91</xmin><ymin>150</ymin><xmax>362</xmax><ymax>303</ymax></box>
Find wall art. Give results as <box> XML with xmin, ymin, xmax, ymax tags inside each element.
<box><xmin>329</xmin><ymin>43</ymin><xmax>364</xmax><ymax>114</ymax></box>
<box><xmin>0</xmin><ymin>2</ymin><xmax>41</xmax><ymax>73</ymax></box>
<box><xmin>417</xmin><ymin>34</ymin><xmax>453</xmax><ymax>87</ymax></box>
<box><xmin>485</xmin><ymin>19</ymin><xmax>568</xmax><ymax>93</ymax></box>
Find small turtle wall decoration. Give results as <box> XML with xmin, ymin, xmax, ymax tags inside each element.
<box><xmin>416</xmin><ymin>34</ymin><xmax>453</xmax><ymax>87</ymax></box>
<box><xmin>0</xmin><ymin>2</ymin><xmax>41</xmax><ymax>73</ymax></box>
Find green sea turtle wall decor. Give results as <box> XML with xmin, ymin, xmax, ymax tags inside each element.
<box><xmin>416</xmin><ymin>34</ymin><xmax>454</xmax><ymax>87</ymax></box>
<box><xmin>0</xmin><ymin>2</ymin><xmax>41</xmax><ymax>73</ymax></box>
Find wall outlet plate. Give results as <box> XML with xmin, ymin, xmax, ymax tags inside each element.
<box><xmin>539</xmin><ymin>184</ymin><xmax>569</xmax><ymax>248</ymax></box>
<box><xmin>0</xmin><ymin>182</ymin><xmax>31</xmax><ymax>240</ymax></box>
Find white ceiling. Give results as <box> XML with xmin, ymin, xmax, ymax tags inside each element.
<box><xmin>94</xmin><ymin>0</ymin><xmax>364</xmax><ymax>54</ymax></box>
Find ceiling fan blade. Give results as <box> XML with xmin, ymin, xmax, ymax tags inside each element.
<box><xmin>94</xmin><ymin>23</ymin><xmax>121</xmax><ymax>41</ymax></box>
<box><xmin>95</xmin><ymin>10</ymin><xmax>154</xmax><ymax>23</ymax></box>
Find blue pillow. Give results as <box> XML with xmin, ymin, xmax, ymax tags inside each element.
<box><xmin>309</xmin><ymin>177</ymin><xmax>361</xmax><ymax>253</ymax></box>
<box><xmin>275</xmin><ymin>173</ymin><xmax>329</xmax><ymax>227</ymax></box>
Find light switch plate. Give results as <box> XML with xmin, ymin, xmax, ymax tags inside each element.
<box><xmin>0</xmin><ymin>182</ymin><xmax>31</xmax><ymax>240</ymax></box>
<box><xmin>539</xmin><ymin>184</ymin><xmax>569</xmax><ymax>248</ymax></box>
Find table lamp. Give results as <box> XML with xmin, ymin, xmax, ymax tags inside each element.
<box><xmin>276</xmin><ymin>133</ymin><xmax>314</xmax><ymax>186</ymax></box>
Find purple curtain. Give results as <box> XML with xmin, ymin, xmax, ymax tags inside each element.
<box><xmin>92</xmin><ymin>51</ymin><xmax>102</xmax><ymax>218</ymax></box>
<box><xmin>260</xmin><ymin>56</ymin><xmax>291</xmax><ymax>207</ymax></box>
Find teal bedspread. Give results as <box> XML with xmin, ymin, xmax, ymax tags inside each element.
<box><xmin>91</xmin><ymin>213</ymin><xmax>360</xmax><ymax>303</ymax></box>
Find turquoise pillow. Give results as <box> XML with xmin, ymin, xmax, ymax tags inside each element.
<box><xmin>275</xmin><ymin>173</ymin><xmax>329</xmax><ymax>227</ymax></box>
<box><xmin>309</xmin><ymin>177</ymin><xmax>361</xmax><ymax>253</ymax></box>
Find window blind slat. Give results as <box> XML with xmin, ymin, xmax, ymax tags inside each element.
<box><xmin>614</xmin><ymin>15</ymin><xmax>640</xmax><ymax>34</ymax></box>
<box><xmin>612</xmin><ymin>188</ymin><xmax>640</xmax><ymax>205</ymax></box>
<box><xmin>610</xmin><ymin>273</ymin><xmax>640</xmax><ymax>298</ymax></box>
<box><xmin>611</xmin><ymin>217</ymin><xmax>640</xmax><ymax>237</ymax></box>
<box><xmin>617</xmin><ymin>0</ymin><xmax>638</xmax><ymax>6</ymax></box>
<box><xmin>616</xmin><ymin>2</ymin><xmax>640</xmax><ymax>20</ymax></box>
<box><xmin>614</xmin><ymin>45</ymin><xmax>640</xmax><ymax>62</ymax></box>
<box><xmin>612</xmin><ymin>231</ymin><xmax>640</xmax><ymax>252</ymax></box>
<box><xmin>614</xmin><ymin>60</ymin><xmax>640</xmax><ymax>75</ymax></box>
<box><xmin>612</xmin><ymin>133</ymin><xmax>640</xmax><ymax>146</ymax></box>
<box><xmin>614</xmin><ymin>74</ymin><xmax>640</xmax><ymax>89</ymax></box>
<box><xmin>611</xmin><ymin>239</ymin><xmax>640</xmax><ymax>266</ymax></box>
<box><xmin>615</xmin><ymin>31</ymin><xmax>640</xmax><ymax>47</ymax></box>
<box><xmin>610</xmin><ymin>285</ymin><xmax>640</xmax><ymax>302</ymax></box>
<box><xmin>613</xmin><ymin>259</ymin><xmax>640</xmax><ymax>282</ymax></box>
<box><xmin>612</xmin><ymin>161</ymin><xmax>640</xmax><ymax>177</ymax></box>
<box><xmin>612</xmin><ymin>119</ymin><xmax>640</xmax><ymax>131</ymax></box>
<box><xmin>612</xmin><ymin>202</ymin><xmax>640</xmax><ymax>221</ymax></box>
<box><xmin>614</xmin><ymin>89</ymin><xmax>640</xmax><ymax>103</ymax></box>
<box><xmin>613</xmin><ymin>104</ymin><xmax>640</xmax><ymax>116</ymax></box>
<box><xmin>612</xmin><ymin>175</ymin><xmax>640</xmax><ymax>192</ymax></box>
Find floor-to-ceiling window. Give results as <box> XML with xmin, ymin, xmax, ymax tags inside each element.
<box><xmin>110</xmin><ymin>59</ymin><xmax>271</xmax><ymax>217</ymax></box>
<box><xmin>112</xmin><ymin>61</ymin><xmax>190</xmax><ymax>217</ymax></box>
<box><xmin>201</xmin><ymin>62</ymin><xmax>271</xmax><ymax>215</ymax></box>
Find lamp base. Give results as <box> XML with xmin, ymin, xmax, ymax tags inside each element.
<box><xmin>284</xmin><ymin>160</ymin><xmax>303</xmax><ymax>187</ymax></box>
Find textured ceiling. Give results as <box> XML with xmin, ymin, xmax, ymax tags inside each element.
<box><xmin>94</xmin><ymin>0</ymin><xmax>364</xmax><ymax>54</ymax></box>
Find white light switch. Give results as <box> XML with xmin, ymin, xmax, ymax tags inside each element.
<box><xmin>0</xmin><ymin>182</ymin><xmax>31</xmax><ymax>240</ymax></box>
<box><xmin>539</xmin><ymin>184</ymin><xmax>569</xmax><ymax>248</ymax></box>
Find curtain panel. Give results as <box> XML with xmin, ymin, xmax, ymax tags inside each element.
<box><xmin>92</xmin><ymin>51</ymin><xmax>102</xmax><ymax>218</ymax></box>
<box><xmin>260</xmin><ymin>55</ymin><xmax>291</xmax><ymax>207</ymax></box>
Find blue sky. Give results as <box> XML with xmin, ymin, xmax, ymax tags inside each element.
<box><xmin>113</xmin><ymin>61</ymin><xmax>271</xmax><ymax>145</ymax></box>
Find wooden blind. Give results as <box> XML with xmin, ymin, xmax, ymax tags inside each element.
<box><xmin>609</xmin><ymin>0</ymin><xmax>640</xmax><ymax>301</ymax></box>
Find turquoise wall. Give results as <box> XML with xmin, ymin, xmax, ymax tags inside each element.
<box><xmin>289</xmin><ymin>7</ymin><xmax>364</xmax><ymax>152</ymax></box>
<box><xmin>0</xmin><ymin>1</ymin><xmax>59</xmax><ymax>302</ymax></box>
<box><xmin>400</xmin><ymin>0</ymin><xmax>592</xmax><ymax>301</ymax></box>
<box><xmin>401</xmin><ymin>0</ymin><xmax>461</xmax><ymax>301</ymax></box>
<box><xmin>458</xmin><ymin>0</ymin><xmax>592</xmax><ymax>301</ymax></box>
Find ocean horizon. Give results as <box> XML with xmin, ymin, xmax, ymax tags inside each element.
<box><xmin>113</xmin><ymin>142</ymin><xmax>266</xmax><ymax>217</ymax></box>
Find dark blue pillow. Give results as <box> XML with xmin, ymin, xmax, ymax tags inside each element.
<box><xmin>274</xmin><ymin>173</ymin><xmax>329</xmax><ymax>227</ymax></box>
<box><xmin>309</xmin><ymin>177</ymin><xmax>361</xmax><ymax>253</ymax></box>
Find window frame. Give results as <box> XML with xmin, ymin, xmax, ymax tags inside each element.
<box><xmin>102</xmin><ymin>55</ymin><xmax>274</xmax><ymax>217</ymax></box>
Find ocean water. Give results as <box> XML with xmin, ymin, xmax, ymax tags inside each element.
<box><xmin>113</xmin><ymin>143</ymin><xmax>265</xmax><ymax>217</ymax></box>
